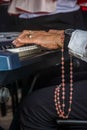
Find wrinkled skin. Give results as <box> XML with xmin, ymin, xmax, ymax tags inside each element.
<box><xmin>12</xmin><ymin>30</ymin><xmax>65</xmax><ymax>50</ymax></box>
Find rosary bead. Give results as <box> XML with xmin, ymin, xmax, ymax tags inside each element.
<box><xmin>62</xmin><ymin>96</ymin><xmax>65</xmax><ymax>99</ymax></box>
<box><xmin>54</xmin><ymin>46</ymin><xmax>73</xmax><ymax>119</ymax></box>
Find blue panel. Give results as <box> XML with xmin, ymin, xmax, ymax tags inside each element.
<box><xmin>0</xmin><ymin>50</ymin><xmax>21</xmax><ymax>71</ymax></box>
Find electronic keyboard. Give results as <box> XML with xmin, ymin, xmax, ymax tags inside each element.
<box><xmin>0</xmin><ymin>32</ymin><xmax>45</xmax><ymax>57</ymax></box>
<box><xmin>0</xmin><ymin>32</ymin><xmax>48</xmax><ymax>70</ymax></box>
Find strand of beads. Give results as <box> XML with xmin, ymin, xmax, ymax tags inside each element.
<box><xmin>54</xmin><ymin>46</ymin><xmax>73</xmax><ymax>119</ymax></box>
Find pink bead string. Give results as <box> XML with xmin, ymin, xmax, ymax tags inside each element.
<box><xmin>54</xmin><ymin>46</ymin><xmax>73</xmax><ymax>119</ymax></box>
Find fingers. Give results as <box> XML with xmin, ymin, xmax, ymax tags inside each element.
<box><xmin>12</xmin><ymin>29</ymin><xmax>65</xmax><ymax>49</ymax></box>
<box><xmin>18</xmin><ymin>30</ymin><xmax>31</xmax><ymax>38</ymax></box>
<box><xmin>12</xmin><ymin>34</ymin><xmax>37</xmax><ymax>47</ymax></box>
<box><xmin>12</xmin><ymin>30</ymin><xmax>32</xmax><ymax>46</ymax></box>
<box><xmin>12</xmin><ymin>30</ymin><xmax>47</xmax><ymax>47</ymax></box>
<box><xmin>12</xmin><ymin>38</ymin><xmax>23</xmax><ymax>47</ymax></box>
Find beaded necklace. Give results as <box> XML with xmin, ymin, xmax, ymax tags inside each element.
<box><xmin>54</xmin><ymin>46</ymin><xmax>73</xmax><ymax>119</ymax></box>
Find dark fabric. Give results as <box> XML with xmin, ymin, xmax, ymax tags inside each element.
<box><xmin>15</xmin><ymin>9</ymin><xmax>85</xmax><ymax>31</ymax></box>
<box><xmin>0</xmin><ymin>5</ymin><xmax>86</xmax><ymax>32</ymax></box>
<box><xmin>17</xmin><ymin>9</ymin><xmax>87</xmax><ymax>130</ymax></box>
<box><xmin>19</xmin><ymin>71</ymin><xmax>87</xmax><ymax>130</ymax></box>
<box><xmin>0</xmin><ymin>127</ymin><xmax>4</xmax><ymax>130</ymax></box>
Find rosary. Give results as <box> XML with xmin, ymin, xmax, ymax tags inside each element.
<box><xmin>54</xmin><ymin>46</ymin><xmax>73</xmax><ymax>119</ymax></box>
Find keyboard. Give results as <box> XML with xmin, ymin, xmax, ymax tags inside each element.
<box><xmin>7</xmin><ymin>44</ymin><xmax>43</xmax><ymax>57</ymax></box>
<box><xmin>0</xmin><ymin>32</ymin><xmax>45</xmax><ymax>57</ymax></box>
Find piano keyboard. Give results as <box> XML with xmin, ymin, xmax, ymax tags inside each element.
<box><xmin>0</xmin><ymin>32</ymin><xmax>45</xmax><ymax>57</ymax></box>
<box><xmin>0</xmin><ymin>32</ymin><xmax>20</xmax><ymax>42</ymax></box>
<box><xmin>7</xmin><ymin>44</ymin><xmax>43</xmax><ymax>57</ymax></box>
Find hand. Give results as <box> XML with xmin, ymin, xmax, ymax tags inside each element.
<box><xmin>12</xmin><ymin>30</ymin><xmax>65</xmax><ymax>50</ymax></box>
<box><xmin>12</xmin><ymin>30</ymin><xmax>47</xmax><ymax>47</ymax></box>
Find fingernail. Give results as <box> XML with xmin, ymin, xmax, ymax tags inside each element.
<box><xmin>12</xmin><ymin>40</ymin><xmax>17</xmax><ymax>44</ymax></box>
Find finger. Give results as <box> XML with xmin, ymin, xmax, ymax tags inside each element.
<box><xmin>18</xmin><ymin>30</ymin><xmax>31</xmax><ymax>38</ymax></box>
<box><xmin>12</xmin><ymin>39</ymin><xmax>22</xmax><ymax>47</ymax></box>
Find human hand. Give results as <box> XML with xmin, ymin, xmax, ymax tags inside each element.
<box><xmin>12</xmin><ymin>30</ymin><xmax>47</xmax><ymax>47</ymax></box>
<box><xmin>12</xmin><ymin>30</ymin><xmax>65</xmax><ymax>50</ymax></box>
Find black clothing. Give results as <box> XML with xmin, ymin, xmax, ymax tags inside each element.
<box><xmin>0</xmin><ymin>127</ymin><xmax>4</xmax><ymax>130</ymax></box>
<box><xmin>20</xmin><ymin>71</ymin><xmax>87</xmax><ymax>130</ymax></box>
<box><xmin>16</xmin><ymin>8</ymin><xmax>87</xmax><ymax>130</ymax></box>
<box><xmin>15</xmin><ymin>9</ymin><xmax>85</xmax><ymax>31</ymax></box>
